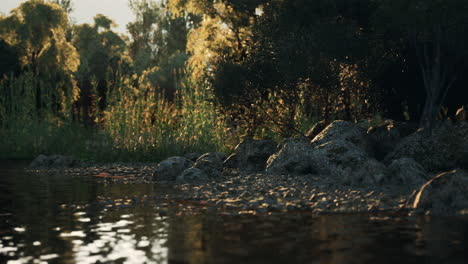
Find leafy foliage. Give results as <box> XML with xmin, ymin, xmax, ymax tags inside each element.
<box><xmin>1</xmin><ymin>0</ymin><xmax>468</xmax><ymax>160</ymax></box>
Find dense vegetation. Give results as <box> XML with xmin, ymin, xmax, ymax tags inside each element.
<box><xmin>0</xmin><ymin>0</ymin><xmax>467</xmax><ymax>161</ymax></box>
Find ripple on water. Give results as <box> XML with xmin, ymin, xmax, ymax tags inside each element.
<box><xmin>2</xmin><ymin>163</ymin><xmax>468</xmax><ymax>264</ymax></box>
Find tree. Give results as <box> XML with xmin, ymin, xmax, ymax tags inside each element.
<box><xmin>50</xmin><ymin>0</ymin><xmax>73</xmax><ymax>14</ymax></box>
<box><xmin>128</xmin><ymin>0</ymin><xmax>190</xmax><ymax>73</ymax></box>
<box><xmin>72</xmin><ymin>14</ymin><xmax>127</xmax><ymax>125</ymax></box>
<box><xmin>0</xmin><ymin>0</ymin><xmax>79</xmax><ymax>112</ymax></box>
<box><xmin>127</xmin><ymin>0</ymin><xmax>193</xmax><ymax>99</ymax></box>
<box><xmin>198</xmin><ymin>0</ymin><xmax>375</xmax><ymax>136</ymax></box>
<box><xmin>168</xmin><ymin>0</ymin><xmax>265</xmax><ymax>82</ymax></box>
<box><xmin>0</xmin><ymin>0</ymin><xmax>78</xmax><ymax>75</ymax></box>
<box><xmin>0</xmin><ymin>39</ymin><xmax>20</xmax><ymax>79</ymax></box>
<box><xmin>375</xmin><ymin>0</ymin><xmax>468</xmax><ymax>130</ymax></box>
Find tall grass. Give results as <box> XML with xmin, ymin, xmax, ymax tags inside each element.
<box><xmin>0</xmin><ymin>73</ymin><xmax>234</xmax><ymax>162</ymax></box>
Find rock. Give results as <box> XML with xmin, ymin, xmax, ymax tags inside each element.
<box><xmin>384</xmin><ymin>121</ymin><xmax>468</xmax><ymax>171</ymax></box>
<box><xmin>193</xmin><ymin>152</ymin><xmax>226</xmax><ymax>178</ymax></box>
<box><xmin>184</xmin><ymin>153</ymin><xmax>201</xmax><ymax>162</ymax></box>
<box><xmin>412</xmin><ymin>170</ymin><xmax>468</xmax><ymax>215</ymax></box>
<box><xmin>30</xmin><ymin>154</ymin><xmax>78</xmax><ymax>168</ymax></box>
<box><xmin>314</xmin><ymin>140</ymin><xmax>388</xmax><ymax>185</ymax></box>
<box><xmin>266</xmin><ymin>138</ymin><xmax>319</xmax><ymax>175</ymax></box>
<box><xmin>224</xmin><ymin>138</ymin><xmax>277</xmax><ymax>172</ymax></box>
<box><xmin>177</xmin><ymin>168</ymin><xmax>209</xmax><ymax>183</ymax></box>
<box><xmin>311</xmin><ymin>120</ymin><xmax>374</xmax><ymax>155</ymax></box>
<box><xmin>387</xmin><ymin>158</ymin><xmax>428</xmax><ymax>188</ymax></box>
<box><xmin>356</xmin><ymin>119</ymin><xmax>373</xmax><ymax>129</ymax></box>
<box><xmin>152</xmin><ymin>157</ymin><xmax>193</xmax><ymax>181</ymax></box>
<box><xmin>305</xmin><ymin>120</ymin><xmax>329</xmax><ymax>140</ymax></box>
<box><xmin>30</xmin><ymin>155</ymin><xmax>49</xmax><ymax>168</ymax></box>
<box><xmin>266</xmin><ymin>138</ymin><xmax>387</xmax><ymax>185</ymax></box>
<box><xmin>50</xmin><ymin>155</ymin><xmax>78</xmax><ymax>168</ymax></box>
<box><xmin>368</xmin><ymin>121</ymin><xmax>419</xmax><ymax>160</ymax></box>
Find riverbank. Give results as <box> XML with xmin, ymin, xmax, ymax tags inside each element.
<box><xmin>26</xmin><ymin>162</ymin><xmax>436</xmax><ymax>216</ymax></box>
<box><xmin>26</xmin><ymin>119</ymin><xmax>468</xmax><ymax>216</ymax></box>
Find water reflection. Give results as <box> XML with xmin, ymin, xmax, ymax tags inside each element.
<box><xmin>1</xmin><ymin>162</ymin><xmax>468</xmax><ymax>264</ymax></box>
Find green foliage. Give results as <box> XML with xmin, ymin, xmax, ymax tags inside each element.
<box><xmin>101</xmin><ymin>74</ymin><xmax>231</xmax><ymax>161</ymax></box>
<box><xmin>0</xmin><ymin>0</ymin><xmax>79</xmax><ymax>118</ymax></box>
<box><xmin>203</xmin><ymin>0</ymin><xmax>375</xmax><ymax>137</ymax></box>
<box><xmin>0</xmin><ymin>0</ymin><xmax>79</xmax><ymax>74</ymax></box>
<box><xmin>2</xmin><ymin>0</ymin><xmax>468</xmax><ymax>161</ymax></box>
<box><xmin>128</xmin><ymin>0</ymin><xmax>190</xmax><ymax>74</ymax></box>
<box><xmin>49</xmin><ymin>0</ymin><xmax>73</xmax><ymax>14</ymax></box>
<box><xmin>71</xmin><ymin>14</ymin><xmax>129</xmax><ymax>125</ymax></box>
<box><xmin>0</xmin><ymin>74</ymin><xmax>231</xmax><ymax>161</ymax></box>
<box><xmin>0</xmin><ymin>39</ymin><xmax>20</xmax><ymax>78</ymax></box>
<box><xmin>72</xmin><ymin>16</ymin><xmax>126</xmax><ymax>81</ymax></box>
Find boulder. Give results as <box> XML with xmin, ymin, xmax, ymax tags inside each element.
<box><xmin>412</xmin><ymin>170</ymin><xmax>468</xmax><ymax>215</ymax></box>
<box><xmin>193</xmin><ymin>152</ymin><xmax>226</xmax><ymax>178</ymax></box>
<box><xmin>384</xmin><ymin>121</ymin><xmax>468</xmax><ymax>171</ymax></box>
<box><xmin>224</xmin><ymin>138</ymin><xmax>277</xmax><ymax>172</ymax></box>
<box><xmin>30</xmin><ymin>154</ymin><xmax>78</xmax><ymax>168</ymax></box>
<box><xmin>314</xmin><ymin>140</ymin><xmax>388</xmax><ymax>185</ymax></box>
<box><xmin>266</xmin><ymin>139</ymin><xmax>387</xmax><ymax>185</ymax></box>
<box><xmin>30</xmin><ymin>155</ymin><xmax>49</xmax><ymax>168</ymax></box>
<box><xmin>311</xmin><ymin>120</ymin><xmax>374</xmax><ymax>156</ymax></box>
<box><xmin>152</xmin><ymin>156</ymin><xmax>193</xmax><ymax>182</ymax></box>
<box><xmin>368</xmin><ymin>121</ymin><xmax>419</xmax><ymax>160</ymax></box>
<box><xmin>177</xmin><ymin>168</ymin><xmax>209</xmax><ymax>183</ymax></box>
<box><xmin>387</xmin><ymin>158</ymin><xmax>428</xmax><ymax>188</ymax></box>
<box><xmin>305</xmin><ymin>120</ymin><xmax>329</xmax><ymax>140</ymax></box>
<box><xmin>265</xmin><ymin>138</ymin><xmax>319</xmax><ymax>175</ymax></box>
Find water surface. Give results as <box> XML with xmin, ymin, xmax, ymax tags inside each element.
<box><xmin>1</xmin><ymin>161</ymin><xmax>467</xmax><ymax>264</ymax></box>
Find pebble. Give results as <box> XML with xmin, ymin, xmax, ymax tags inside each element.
<box><xmin>27</xmin><ymin>162</ymin><xmax>416</xmax><ymax>215</ymax></box>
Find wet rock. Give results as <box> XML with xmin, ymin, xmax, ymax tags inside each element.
<box><xmin>387</xmin><ymin>158</ymin><xmax>427</xmax><ymax>188</ymax></box>
<box><xmin>312</xmin><ymin>120</ymin><xmax>374</xmax><ymax>155</ymax></box>
<box><xmin>177</xmin><ymin>168</ymin><xmax>209</xmax><ymax>183</ymax></box>
<box><xmin>368</xmin><ymin>121</ymin><xmax>418</xmax><ymax>160</ymax></box>
<box><xmin>193</xmin><ymin>152</ymin><xmax>226</xmax><ymax>178</ymax></box>
<box><xmin>152</xmin><ymin>157</ymin><xmax>193</xmax><ymax>181</ymax></box>
<box><xmin>30</xmin><ymin>154</ymin><xmax>78</xmax><ymax>168</ymax></box>
<box><xmin>224</xmin><ymin>138</ymin><xmax>277</xmax><ymax>172</ymax></box>
<box><xmin>412</xmin><ymin>170</ymin><xmax>468</xmax><ymax>215</ymax></box>
<box><xmin>384</xmin><ymin>121</ymin><xmax>468</xmax><ymax>171</ymax></box>
<box><xmin>305</xmin><ymin>120</ymin><xmax>329</xmax><ymax>140</ymax></box>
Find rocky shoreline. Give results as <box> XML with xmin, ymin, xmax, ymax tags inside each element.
<box><xmin>28</xmin><ymin>120</ymin><xmax>468</xmax><ymax>216</ymax></box>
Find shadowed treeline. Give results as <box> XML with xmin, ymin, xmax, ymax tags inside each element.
<box><xmin>0</xmin><ymin>0</ymin><xmax>467</xmax><ymax>161</ymax></box>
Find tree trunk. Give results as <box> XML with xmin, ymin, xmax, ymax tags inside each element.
<box><xmin>416</xmin><ymin>26</ymin><xmax>456</xmax><ymax>133</ymax></box>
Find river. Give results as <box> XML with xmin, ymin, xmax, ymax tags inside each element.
<box><xmin>1</xmin><ymin>161</ymin><xmax>467</xmax><ymax>264</ymax></box>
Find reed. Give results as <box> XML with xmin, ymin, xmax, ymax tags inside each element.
<box><xmin>0</xmin><ymin>73</ymin><xmax>233</xmax><ymax>162</ymax></box>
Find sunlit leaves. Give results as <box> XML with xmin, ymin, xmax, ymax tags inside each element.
<box><xmin>0</xmin><ymin>0</ymin><xmax>78</xmax><ymax>74</ymax></box>
<box><xmin>49</xmin><ymin>0</ymin><xmax>73</xmax><ymax>14</ymax></box>
<box><xmin>128</xmin><ymin>0</ymin><xmax>190</xmax><ymax>75</ymax></box>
